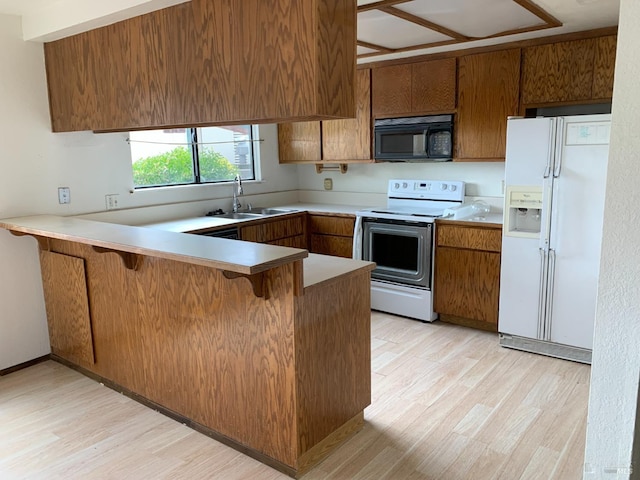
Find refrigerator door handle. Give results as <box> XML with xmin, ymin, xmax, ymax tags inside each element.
<box><xmin>543</xmin><ymin>119</ymin><xmax>556</xmax><ymax>179</ymax></box>
<box><xmin>537</xmin><ymin>248</ymin><xmax>549</xmax><ymax>340</ymax></box>
<box><xmin>545</xmin><ymin>248</ymin><xmax>557</xmax><ymax>342</ymax></box>
<box><xmin>553</xmin><ymin>118</ymin><xmax>565</xmax><ymax>178</ymax></box>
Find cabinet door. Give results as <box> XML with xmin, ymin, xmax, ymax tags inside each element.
<box><xmin>456</xmin><ymin>49</ymin><xmax>520</xmax><ymax>161</ymax></box>
<box><xmin>277</xmin><ymin>122</ymin><xmax>322</xmax><ymax>163</ymax></box>
<box><xmin>322</xmin><ymin>69</ymin><xmax>372</xmax><ymax>161</ymax></box>
<box><xmin>371</xmin><ymin>64</ymin><xmax>412</xmax><ymax>116</ymax></box>
<box><xmin>521</xmin><ymin>39</ymin><xmax>596</xmax><ymax>105</ymax></box>
<box><xmin>240</xmin><ymin>214</ymin><xmax>306</xmax><ymax>243</ymax></box>
<box><xmin>592</xmin><ymin>35</ymin><xmax>617</xmax><ymax>100</ymax></box>
<box><xmin>411</xmin><ymin>58</ymin><xmax>456</xmax><ymax>113</ymax></box>
<box><xmin>434</xmin><ymin>248</ymin><xmax>501</xmax><ymax>328</ymax></box>
<box><xmin>40</xmin><ymin>251</ymin><xmax>95</xmax><ymax>367</ymax></box>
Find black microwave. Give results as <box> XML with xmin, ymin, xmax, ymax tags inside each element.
<box><xmin>374</xmin><ymin>114</ymin><xmax>453</xmax><ymax>161</ymax></box>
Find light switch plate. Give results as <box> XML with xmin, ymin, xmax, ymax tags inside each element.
<box><xmin>323</xmin><ymin>178</ymin><xmax>333</xmax><ymax>191</ymax></box>
<box><xmin>58</xmin><ymin>187</ymin><xmax>70</xmax><ymax>204</ymax></box>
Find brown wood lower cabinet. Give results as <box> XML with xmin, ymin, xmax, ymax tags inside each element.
<box><xmin>434</xmin><ymin>221</ymin><xmax>502</xmax><ymax>331</ymax></box>
<box><xmin>308</xmin><ymin>213</ymin><xmax>355</xmax><ymax>258</ymax></box>
<box><xmin>239</xmin><ymin>213</ymin><xmax>307</xmax><ymax>248</ymax></box>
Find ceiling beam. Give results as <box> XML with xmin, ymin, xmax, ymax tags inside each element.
<box><xmin>357</xmin><ymin>40</ymin><xmax>396</xmax><ymax>53</ymax></box>
<box><xmin>379</xmin><ymin>6</ymin><xmax>470</xmax><ymax>41</ymax></box>
<box><xmin>512</xmin><ymin>0</ymin><xmax>562</xmax><ymax>27</ymax></box>
<box><xmin>357</xmin><ymin>38</ymin><xmax>463</xmax><ymax>59</ymax></box>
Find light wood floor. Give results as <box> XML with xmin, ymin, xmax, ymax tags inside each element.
<box><xmin>0</xmin><ymin>312</ymin><xmax>590</xmax><ymax>479</ymax></box>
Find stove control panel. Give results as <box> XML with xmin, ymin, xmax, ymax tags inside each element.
<box><xmin>388</xmin><ymin>179</ymin><xmax>465</xmax><ymax>201</ymax></box>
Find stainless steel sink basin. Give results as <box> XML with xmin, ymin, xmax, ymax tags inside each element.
<box><xmin>259</xmin><ymin>208</ymin><xmax>297</xmax><ymax>215</ymax></box>
<box><xmin>216</xmin><ymin>212</ymin><xmax>264</xmax><ymax>220</ymax></box>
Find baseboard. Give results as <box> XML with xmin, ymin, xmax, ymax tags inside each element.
<box><xmin>0</xmin><ymin>355</ymin><xmax>51</xmax><ymax>376</ymax></box>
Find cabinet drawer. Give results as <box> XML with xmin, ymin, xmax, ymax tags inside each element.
<box><xmin>308</xmin><ymin>214</ymin><xmax>355</xmax><ymax>236</ymax></box>
<box><xmin>241</xmin><ymin>214</ymin><xmax>305</xmax><ymax>243</ymax></box>
<box><xmin>436</xmin><ymin>225</ymin><xmax>502</xmax><ymax>252</ymax></box>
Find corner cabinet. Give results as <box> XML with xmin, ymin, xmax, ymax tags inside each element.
<box><xmin>455</xmin><ymin>49</ymin><xmax>521</xmax><ymax>162</ymax></box>
<box><xmin>44</xmin><ymin>0</ymin><xmax>356</xmax><ymax>132</ymax></box>
<box><xmin>278</xmin><ymin>69</ymin><xmax>372</xmax><ymax>164</ymax></box>
<box><xmin>434</xmin><ymin>221</ymin><xmax>502</xmax><ymax>332</ymax></box>
<box><xmin>521</xmin><ymin>35</ymin><xmax>617</xmax><ymax>107</ymax></box>
<box><xmin>307</xmin><ymin>213</ymin><xmax>355</xmax><ymax>258</ymax></box>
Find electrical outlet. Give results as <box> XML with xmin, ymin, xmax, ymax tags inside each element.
<box><xmin>105</xmin><ymin>194</ymin><xmax>119</xmax><ymax>210</ymax></box>
<box><xmin>323</xmin><ymin>178</ymin><xmax>333</xmax><ymax>191</ymax></box>
<box><xmin>58</xmin><ymin>187</ymin><xmax>70</xmax><ymax>204</ymax></box>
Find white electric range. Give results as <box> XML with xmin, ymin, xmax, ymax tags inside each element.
<box><xmin>353</xmin><ymin>179</ymin><xmax>465</xmax><ymax>322</ymax></box>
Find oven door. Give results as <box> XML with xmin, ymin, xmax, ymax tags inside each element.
<box><xmin>362</xmin><ymin>218</ymin><xmax>432</xmax><ymax>288</ymax></box>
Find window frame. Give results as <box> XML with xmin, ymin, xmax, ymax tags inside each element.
<box><xmin>130</xmin><ymin>125</ymin><xmax>257</xmax><ymax>190</ymax></box>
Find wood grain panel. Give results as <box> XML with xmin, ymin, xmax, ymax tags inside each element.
<box><xmin>308</xmin><ymin>214</ymin><xmax>355</xmax><ymax>236</ymax></box>
<box><xmin>434</xmin><ymin>247</ymin><xmax>501</xmax><ymax>327</ymax></box>
<box><xmin>455</xmin><ymin>49</ymin><xmax>520</xmax><ymax>161</ymax></box>
<box><xmin>372</xmin><ymin>64</ymin><xmax>412</xmax><ymax>116</ymax></box>
<box><xmin>294</xmin><ymin>269</ymin><xmax>371</xmax><ymax>455</ymax></box>
<box><xmin>277</xmin><ymin>122</ymin><xmax>322</xmax><ymax>163</ymax></box>
<box><xmin>44</xmin><ymin>0</ymin><xmax>356</xmax><ymax>132</ymax></box>
<box><xmin>39</xmin><ymin>250</ymin><xmax>94</xmax><ymax>367</ymax></box>
<box><xmin>269</xmin><ymin>234</ymin><xmax>308</xmax><ymax>249</ymax></box>
<box><xmin>521</xmin><ymin>39</ymin><xmax>596</xmax><ymax>105</ymax></box>
<box><xmin>411</xmin><ymin>58</ymin><xmax>457</xmax><ymax>113</ymax></box>
<box><xmin>240</xmin><ymin>214</ymin><xmax>306</xmax><ymax>243</ymax></box>
<box><xmin>436</xmin><ymin>224</ymin><xmax>502</xmax><ymax>252</ymax></box>
<box><xmin>310</xmin><ymin>234</ymin><xmax>353</xmax><ymax>258</ymax></box>
<box><xmin>322</xmin><ymin>69</ymin><xmax>372</xmax><ymax>161</ymax></box>
<box><xmin>44</xmin><ymin>32</ymin><xmax>99</xmax><ymax>132</ymax></box>
<box><xmin>592</xmin><ymin>35</ymin><xmax>617</xmax><ymax>100</ymax></box>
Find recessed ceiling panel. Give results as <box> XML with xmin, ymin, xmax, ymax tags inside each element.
<box><xmin>358</xmin><ymin>10</ymin><xmax>453</xmax><ymax>50</ymax></box>
<box><xmin>397</xmin><ymin>0</ymin><xmax>546</xmax><ymax>38</ymax></box>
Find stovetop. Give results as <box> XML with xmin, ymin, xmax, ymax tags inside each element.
<box><xmin>356</xmin><ymin>179</ymin><xmax>465</xmax><ymax>222</ymax></box>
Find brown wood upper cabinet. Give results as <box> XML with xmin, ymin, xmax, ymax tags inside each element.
<box><xmin>455</xmin><ymin>49</ymin><xmax>521</xmax><ymax>162</ymax></box>
<box><xmin>372</xmin><ymin>58</ymin><xmax>456</xmax><ymax>117</ymax></box>
<box><xmin>278</xmin><ymin>69</ymin><xmax>372</xmax><ymax>163</ymax></box>
<box><xmin>44</xmin><ymin>0</ymin><xmax>356</xmax><ymax>132</ymax></box>
<box><xmin>521</xmin><ymin>35</ymin><xmax>617</xmax><ymax>106</ymax></box>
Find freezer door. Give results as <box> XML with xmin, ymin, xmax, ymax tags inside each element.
<box><xmin>547</xmin><ymin>116</ymin><xmax>610</xmax><ymax>350</ymax></box>
<box><xmin>499</xmin><ymin>236</ymin><xmax>545</xmax><ymax>339</ymax></box>
<box><xmin>505</xmin><ymin>117</ymin><xmax>555</xmax><ymax>185</ymax></box>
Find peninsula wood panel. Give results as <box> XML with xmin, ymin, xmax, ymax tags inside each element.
<box><xmin>434</xmin><ymin>248</ymin><xmax>501</xmax><ymax>328</ymax></box>
<box><xmin>322</xmin><ymin>69</ymin><xmax>372</xmax><ymax>161</ymax></box>
<box><xmin>592</xmin><ymin>35</ymin><xmax>617</xmax><ymax>100</ymax></box>
<box><xmin>39</xmin><ymin>250</ymin><xmax>95</xmax><ymax>367</ymax></box>
<box><xmin>294</xmin><ymin>269</ymin><xmax>371</xmax><ymax>456</ymax></box>
<box><xmin>411</xmin><ymin>58</ymin><xmax>457</xmax><ymax>113</ymax></box>
<box><xmin>44</xmin><ymin>0</ymin><xmax>356</xmax><ymax>132</ymax></box>
<box><xmin>455</xmin><ymin>49</ymin><xmax>520</xmax><ymax>161</ymax></box>
<box><xmin>521</xmin><ymin>39</ymin><xmax>596</xmax><ymax>106</ymax></box>
<box><xmin>372</xmin><ymin>64</ymin><xmax>412</xmax><ymax>116</ymax></box>
<box><xmin>278</xmin><ymin>122</ymin><xmax>322</xmax><ymax>163</ymax></box>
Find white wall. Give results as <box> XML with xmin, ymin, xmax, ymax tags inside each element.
<box><xmin>0</xmin><ymin>14</ymin><xmax>299</xmax><ymax>370</ymax></box>
<box><xmin>584</xmin><ymin>0</ymin><xmax>640</xmax><ymax>477</ymax></box>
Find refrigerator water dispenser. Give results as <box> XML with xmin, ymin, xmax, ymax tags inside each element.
<box><xmin>504</xmin><ymin>186</ymin><xmax>543</xmax><ymax>238</ymax></box>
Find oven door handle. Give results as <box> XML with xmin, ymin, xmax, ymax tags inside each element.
<box><xmin>352</xmin><ymin>215</ymin><xmax>364</xmax><ymax>259</ymax></box>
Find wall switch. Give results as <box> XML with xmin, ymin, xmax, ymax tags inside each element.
<box><xmin>323</xmin><ymin>178</ymin><xmax>333</xmax><ymax>191</ymax></box>
<box><xmin>105</xmin><ymin>194</ymin><xmax>119</xmax><ymax>210</ymax></box>
<box><xmin>58</xmin><ymin>187</ymin><xmax>70</xmax><ymax>204</ymax></box>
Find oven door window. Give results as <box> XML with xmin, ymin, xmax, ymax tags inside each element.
<box><xmin>363</xmin><ymin>221</ymin><xmax>432</xmax><ymax>288</ymax></box>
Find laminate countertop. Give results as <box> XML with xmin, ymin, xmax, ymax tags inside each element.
<box><xmin>0</xmin><ymin>215</ymin><xmax>374</xmax><ymax>288</ymax></box>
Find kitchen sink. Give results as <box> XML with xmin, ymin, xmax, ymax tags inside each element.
<box><xmin>216</xmin><ymin>212</ymin><xmax>264</xmax><ymax>220</ymax></box>
<box><xmin>259</xmin><ymin>208</ymin><xmax>297</xmax><ymax>215</ymax></box>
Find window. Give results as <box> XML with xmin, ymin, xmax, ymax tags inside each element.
<box><xmin>130</xmin><ymin>125</ymin><xmax>256</xmax><ymax>188</ymax></box>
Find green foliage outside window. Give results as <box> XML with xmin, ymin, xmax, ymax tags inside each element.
<box><xmin>132</xmin><ymin>146</ymin><xmax>239</xmax><ymax>187</ymax></box>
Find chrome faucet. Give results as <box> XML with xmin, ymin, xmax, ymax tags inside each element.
<box><xmin>232</xmin><ymin>174</ymin><xmax>243</xmax><ymax>213</ymax></box>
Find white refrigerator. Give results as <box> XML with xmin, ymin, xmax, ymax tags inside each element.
<box><xmin>499</xmin><ymin>114</ymin><xmax>611</xmax><ymax>364</ymax></box>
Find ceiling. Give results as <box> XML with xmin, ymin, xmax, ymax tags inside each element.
<box><xmin>0</xmin><ymin>0</ymin><xmax>620</xmax><ymax>62</ymax></box>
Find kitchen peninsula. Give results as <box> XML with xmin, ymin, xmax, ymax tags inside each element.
<box><xmin>0</xmin><ymin>215</ymin><xmax>374</xmax><ymax>477</ymax></box>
